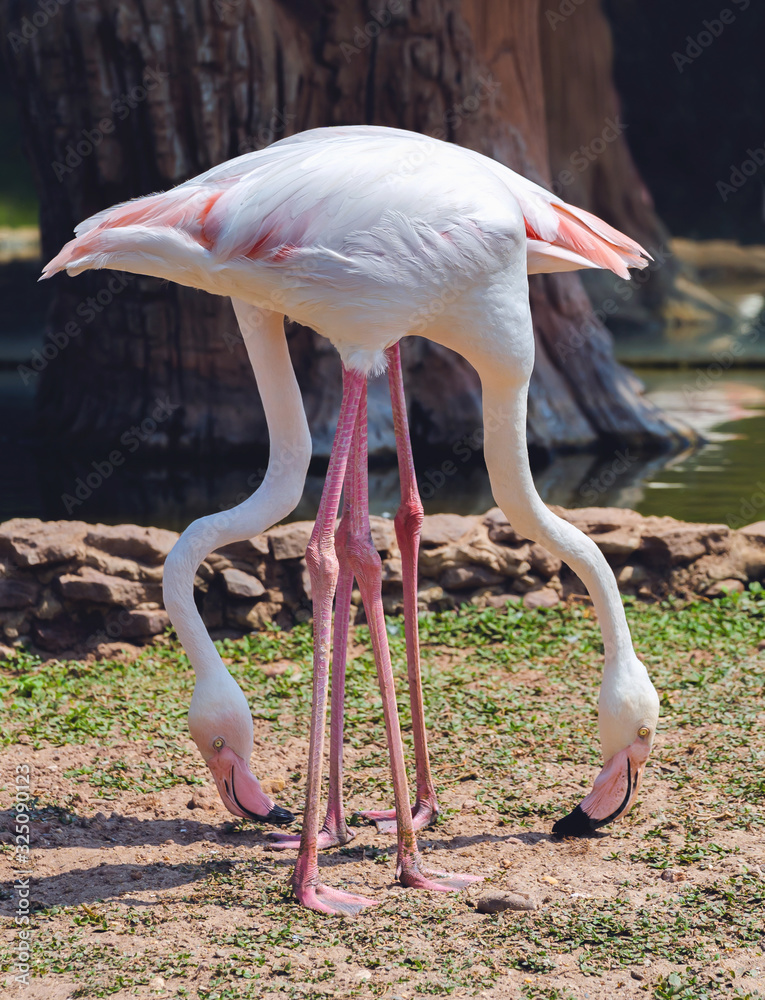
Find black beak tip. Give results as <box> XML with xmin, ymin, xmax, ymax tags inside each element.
<box><xmin>265</xmin><ymin>804</ymin><xmax>296</xmax><ymax>826</ymax></box>
<box><xmin>552</xmin><ymin>804</ymin><xmax>599</xmax><ymax>839</ymax></box>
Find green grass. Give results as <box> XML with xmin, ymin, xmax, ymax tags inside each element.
<box><xmin>1</xmin><ymin>588</ymin><xmax>763</xmax><ymax>821</ymax></box>
<box><xmin>0</xmin><ymin>588</ymin><xmax>763</xmax><ymax>997</ymax></box>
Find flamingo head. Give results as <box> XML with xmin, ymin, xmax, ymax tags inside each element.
<box><xmin>553</xmin><ymin>654</ymin><xmax>659</xmax><ymax>837</ymax></box>
<box><xmin>188</xmin><ymin>671</ymin><xmax>294</xmax><ymax>826</ymax></box>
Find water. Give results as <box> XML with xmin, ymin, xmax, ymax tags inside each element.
<box><xmin>619</xmin><ymin>369</ymin><xmax>765</xmax><ymax>526</ymax></box>
<box><xmin>3</xmin><ymin>259</ymin><xmax>765</xmax><ymax>531</ymax></box>
<box><xmin>4</xmin><ymin>367</ymin><xmax>763</xmax><ymax>531</ymax></box>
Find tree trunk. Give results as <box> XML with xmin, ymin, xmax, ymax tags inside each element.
<box><xmin>1</xmin><ymin>0</ymin><xmax>686</xmax><ymax>473</ymax></box>
<box><xmin>538</xmin><ymin>0</ymin><xmax>677</xmax><ymax>329</ymax></box>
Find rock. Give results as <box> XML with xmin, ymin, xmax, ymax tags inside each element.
<box><xmin>269</xmin><ymin>522</ymin><xmax>313</xmax><ymax>561</ymax></box>
<box><xmin>660</xmin><ymin>869</ymin><xmax>686</xmax><ymax>883</ymax></box>
<box><xmin>475</xmin><ymin>891</ymin><xmax>537</xmax><ymax>913</ymax></box>
<box><xmin>381</xmin><ymin>556</ymin><xmax>403</xmax><ymax>585</ymax></box>
<box><xmin>416</xmin><ymin>580</ymin><xmax>456</xmax><ymax>610</ymax></box>
<box><xmin>0</xmin><ymin>578</ymin><xmax>39</xmax><ymax>608</ymax></box>
<box><xmin>35</xmin><ymin>589</ymin><xmax>64</xmax><ymax>620</ymax></box>
<box><xmin>616</xmin><ymin>563</ymin><xmax>648</xmax><ymax>587</ymax></box>
<box><xmin>528</xmin><ymin>544</ymin><xmax>562</xmax><ymax>578</ymax></box>
<box><xmin>382</xmin><ymin>593</ymin><xmax>403</xmax><ymax>615</ymax></box>
<box><xmin>105</xmin><ymin>607</ymin><xmax>170</xmax><ymax>638</ymax></box>
<box><xmin>440</xmin><ymin>565</ymin><xmax>504</xmax><ymax>591</ymax></box>
<box><xmin>33</xmin><ymin>617</ymin><xmax>80</xmax><ymax>652</ymax></box>
<box><xmin>84</xmin><ymin>524</ymin><xmax>178</xmax><ymax>564</ymax></box>
<box><xmin>369</xmin><ymin>515</ymin><xmax>397</xmax><ymax>554</ymax></box>
<box><xmin>731</xmin><ymin>529</ymin><xmax>765</xmax><ymax>578</ymax></box>
<box><xmin>640</xmin><ymin>522</ymin><xmax>731</xmax><ymax>567</ymax></box>
<box><xmin>704</xmin><ymin>578</ymin><xmax>745</xmax><ymax>597</ymax></box>
<box><xmin>484</xmin><ymin>593</ymin><xmax>521</xmax><ymax>609</ymax></box>
<box><xmin>0</xmin><ymin>518</ymin><xmax>86</xmax><ymax>567</ymax></box>
<box><xmin>57</xmin><ymin>567</ymin><xmax>159</xmax><ymax>606</ymax></box>
<box><xmin>218</xmin><ymin>534</ymin><xmax>270</xmax><ymax>560</ymax></box>
<box><xmin>483</xmin><ymin>508</ymin><xmax>525</xmax><ymax>546</ymax></box>
<box><xmin>227</xmin><ymin>601</ymin><xmax>280</xmax><ymax>631</ymax></box>
<box><xmin>2</xmin><ymin>506</ymin><xmax>764</xmax><ymax>654</ymax></box>
<box><xmin>0</xmin><ymin>610</ymin><xmax>30</xmax><ymax>639</ymax></box>
<box><xmin>221</xmin><ymin>567</ymin><xmax>266</xmax><ymax>599</ymax></box>
<box><xmin>682</xmin><ymin>553</ymin><xmax>748</xmax><ymax>591</ymax></box>
<box><xmin>84</xmin><ymin>550</ymin><xmax>164</xmax><ymax>582</ymax></box>
<box><xmin>523</xmin><ymin>587</ymin><xmax>559</xmax><ymax>609</ymax></box>
<box><xmin>740</xmin><ymin>520</ymin><xmax>765</xmax><ymax>541</ymax></box>
<box><xmin>420</xmin><ymin>525</ymin><xmax>530</xmax><ymax>580</ymax></box>
<box><xmin>592</xmin><ymin>528</ymin><xmax>642</xmax><ymax>557</ymax></box>
<box><xmin>420</xmin><ymin>513</ymin><xmax>480</xmax><ymax>547</ymax></box>
<box><xmin>260</xmin><ymin>776</ymin><xmax>286</xmax><ymax>795</ymax></box>
<box><xmin>187</xmin><ymin>790</ymin><xmax>218</xmax><ymax>811</ymax></box>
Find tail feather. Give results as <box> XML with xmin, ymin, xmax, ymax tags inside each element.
<box><xmin>549</xmin><ymin>203</ymin><xmax>650</xmax><ymax>278</ymax></box>
<box><xmin>41</xmin><ymin>187</ymin><xmax>221</xmax><ymax>280</ymax></box>
<box><xmin>40</xmin><ymin>224</ymin><xmax>209</xmax><ymax>284</ymax></box>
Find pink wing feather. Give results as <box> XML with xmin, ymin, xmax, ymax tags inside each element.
<box><xmin>41</xmin><ymin>126</ymin><xmax>650</xmax><ymax>282</ymax></box>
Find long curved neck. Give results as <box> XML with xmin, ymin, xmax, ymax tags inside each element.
<box><xmin>474</xmin><ymin>358</ymin><xmax>635</xmax><ymax>667</ymax></box>
<box><xmin>163</xmin><ymin>301</ymin><xmax>312</xmax><ymax>682</ymax></box>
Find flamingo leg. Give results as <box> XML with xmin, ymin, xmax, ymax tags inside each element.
<box><xmin>344</xmin><ymin>376</ymin><xmax>482</xmax><ymax>893</ymax></box>
<box><xmin>290</xmin><ymin>367</ymin><xmax>376</xmax><ymax>916</ymax></box>
<box><xmin>269</xmin><ymin>489</ymin><xmax>357</xmax><ymax>851</ymax></box>
<box><xmin>358</xmin><ymin>343</ymin><xmax>439</xmax><ymax>834</ymax></box>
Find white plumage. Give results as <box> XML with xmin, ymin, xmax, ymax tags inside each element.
<box><xmin>44</xmin><ymin>125</ymin><xmax>659</xmax><ymax>915</ymax></box>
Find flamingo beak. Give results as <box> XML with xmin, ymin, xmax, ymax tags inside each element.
<box><xmin>552</xmin><ymin>735</ymin><xmax>651</xmax><ymax>837</ymax></box>
<box><xmin>206</xmin><ymin>745</ymin><xmax>295</xmax><ymax>825</ymax></box>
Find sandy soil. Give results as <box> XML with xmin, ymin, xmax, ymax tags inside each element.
<box><xmin>2</xmin><ymin>726</ymin><xmax>764</xmax><ymax>1000</ymax></box>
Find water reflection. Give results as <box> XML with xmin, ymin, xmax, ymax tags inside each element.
<box><xmin>7</xmin><ymin>369</ymin><xmax>765</xmax><ymax>533</ymax></box>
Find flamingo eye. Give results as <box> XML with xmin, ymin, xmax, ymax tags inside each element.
<box><xmin>213</xmin><ymin>737</ymin><xmax>225</xmax><ymax>750</ymax></box>
<box><xmin>638</xmin><ymin>727</ymin><xmax>650</xmax><ymax>739</ymax></box>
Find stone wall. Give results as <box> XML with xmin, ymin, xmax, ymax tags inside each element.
<box><xmin>1</xmin><ymin>509</ymin><xmax>764</xmax><ymax>657</ymax></box>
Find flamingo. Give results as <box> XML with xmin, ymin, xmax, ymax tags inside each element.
<box><xmin>43</xmin><ymin>125</ymin><xmax>660</xmax><ymax>916</ymax></box>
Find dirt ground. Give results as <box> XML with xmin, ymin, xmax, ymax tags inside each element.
<box><xmin>2</xmin><ymin>729</ymin><xmax>764</xmax><ymax>1000</ymax></box>
<box><xmin>1</xmin><ymin>598</ymin><xmax>764</xmax><ymax>999</ymax></box>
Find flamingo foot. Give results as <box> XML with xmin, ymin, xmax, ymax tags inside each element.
<box><xmin>291</xmin><ymin>853</ymin><xmax>377</xmax><ymax>915</ymax></box>
<box><xmin>268</xmin><ymin>822</ymin><xmax>356</xmax><ymax>851</ymax></box>
<box><xmin>294</xmin><ymin>881</ymin><xmax>378</xmax><ymax>916</ymax></box>
<box><xmin>397</xmin><ymin>852</ymin><xmax>483</xmax><ymax>892</ymax></box>
<box><xmin>356</xmin><ymin>798</ymin><xmax>438</xmax><ymax>834</ymax></box>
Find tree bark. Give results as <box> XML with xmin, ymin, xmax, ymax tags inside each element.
<box><xmin>1</xmin><ymin>0</ymin><xmax>685</xmax><ymax>469</ymax></box>
<box><xmin>538</xmin><ymin>0</ymin><xmax>680</xmax><ymax>329</ymax></box>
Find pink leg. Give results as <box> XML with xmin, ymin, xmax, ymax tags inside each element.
<box><xmin>359</xmin><ymin>342</ymin><xmax>439</xmax><ymax>834</ymax></box>
<box><xmin>346</xmin><ymin>380</ymin><xmax>481</xmax><ymax>893</ymax></box>
<box><xmin>270</xmin><ymin>497</ymin><xmax>356</xmax><ymax>852</ymax></box>
<box><xmin>289</xmin><ymin>367</ymin><xmax>376</xmax><ymax>916</ymax></box>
